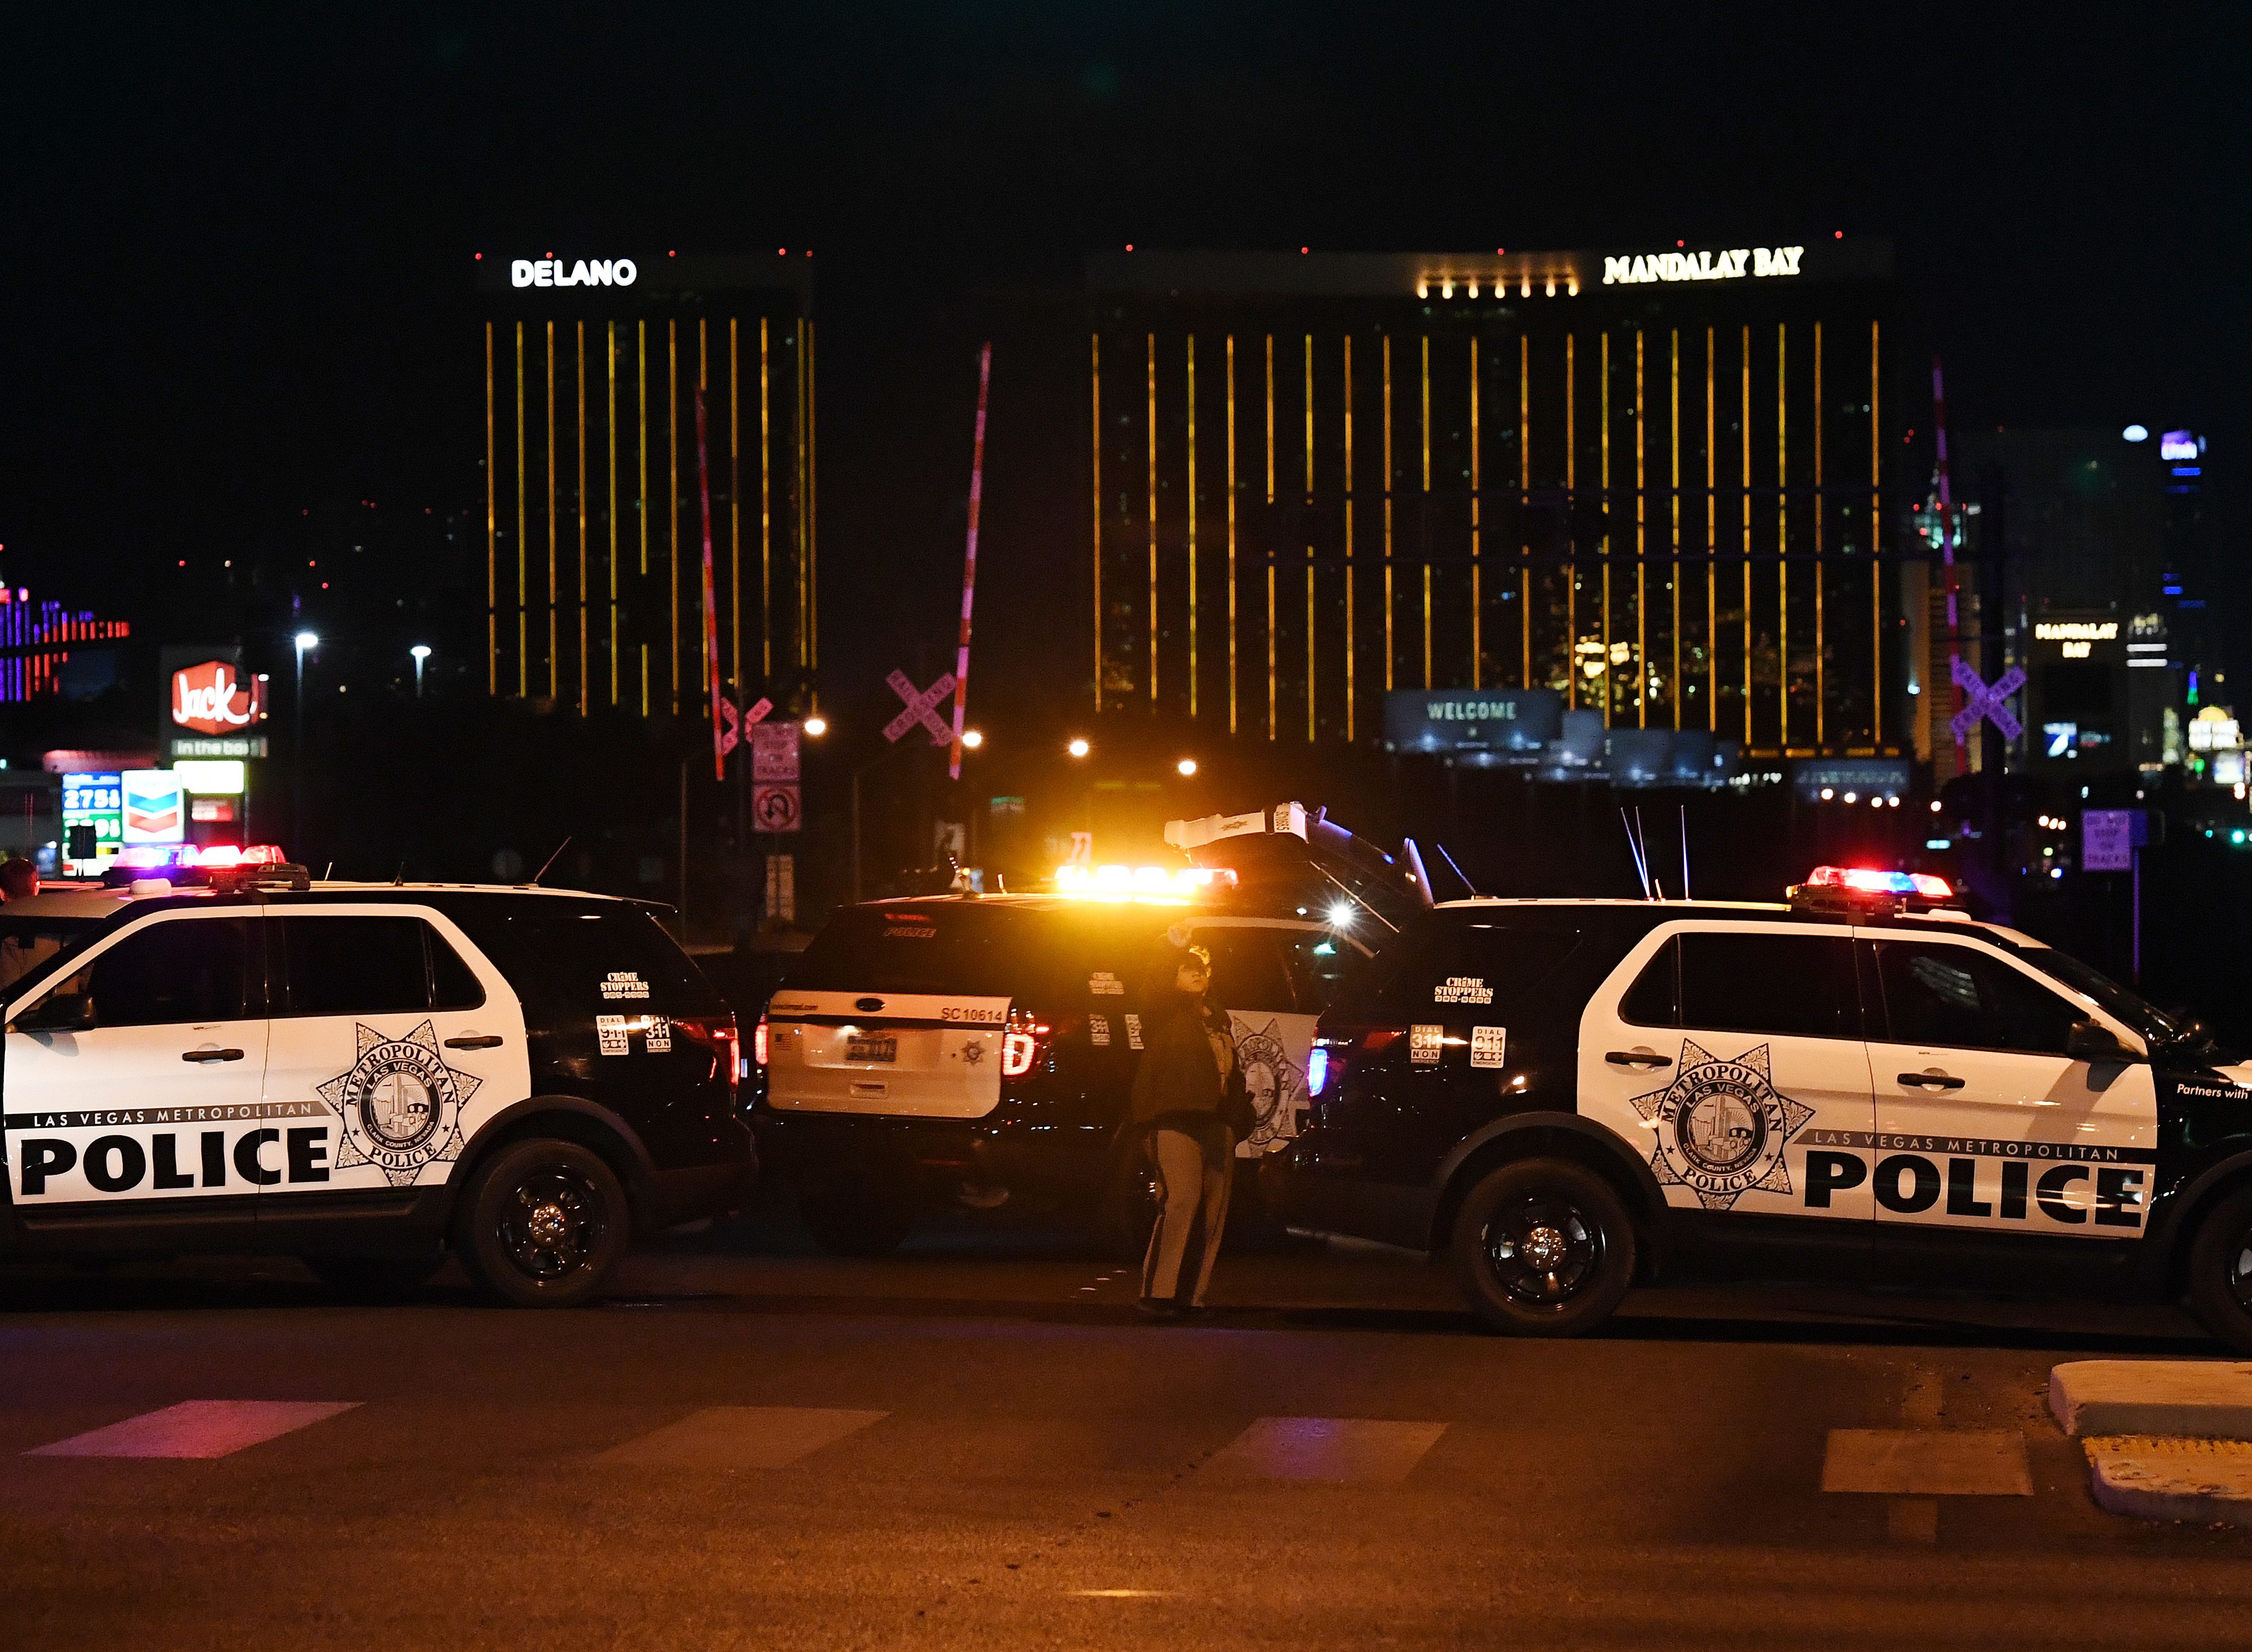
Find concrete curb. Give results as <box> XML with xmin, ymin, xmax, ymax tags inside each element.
<box><xmin>2048</xmin><ymin>1360</ymin><xmax>2252</xmax><ymax>1439</ymax></box>
<box><xmin>2084</xmin><ymin>1436</ymin><xmax>2252</xmax><ymax>1523</ymax></box>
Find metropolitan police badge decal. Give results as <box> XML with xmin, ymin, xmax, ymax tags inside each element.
<box><xmin>1630</xmin><ymin>1040</ymin><xmax>1813</xmax><ymax>1211</ymax></box>
<box><xmin>316</xmin><ymin>1021</ymin><xmax>482</xmax><ymax>1188</ymax></box>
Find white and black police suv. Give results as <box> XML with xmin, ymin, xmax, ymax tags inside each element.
<box><xmin>1270</xmin><ymin>868</ymin><xmax>2252</xmax><ymax>1352</ymax></box>
<box><xmin>754</xmin><ymin>882</ymin><xmax>1371</xmax><ymax>1255</ymax></box>
<box><xmin>1</xmin><ymin>872</ymin><xmax>755</xmax><ymax>1306</ymax></box>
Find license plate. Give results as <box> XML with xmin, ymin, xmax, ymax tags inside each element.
<box><xmin>846</xmin><ymin>1034</ymin><xmax>898</xmax><ymax>1064</ymax></box>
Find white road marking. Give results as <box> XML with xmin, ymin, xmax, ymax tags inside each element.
<box><xmin>595</xmin><ymin>1405</ymin><xmax>886</xmax><ymax>1469</ymax></box>
<box><xmin>27</xmin><ymin>1401</ymin><xmax>361</xmax><ymax>1460</ymax></box>
<box><xmin>1822</xmin><ymin>1429</ymin><xmax>2033</xmax><ymax>1496</ymax></box>
<box><xmin>1199</xmin><ymin>1417</ymin><xmax>1448</xmax><ymax>1483</ymax></box>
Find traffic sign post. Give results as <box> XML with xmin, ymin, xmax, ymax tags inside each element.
<box><xmin>2083</xmin><ymin>809</ymin><xmax>2163</xmax><ymax>983</ymax></box>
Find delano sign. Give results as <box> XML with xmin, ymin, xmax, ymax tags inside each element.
<box><xmin>1602</xmin><ymin>246</ymin><xmax>1806</xmax><ymax>285</ymax></box>
<box><xmin>511</xmin><ymin>257</ymin><xmax>638</xmax><ymax>289</ymax></box>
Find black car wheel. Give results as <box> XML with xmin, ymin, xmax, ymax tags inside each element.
<box><xmin>303</xmin><ymin>1254</ymin><xmax>444</xmax><ymax>1301</ymax></box>
<box><xmin>2187</xmin><ymin>1182</ymin><xmax>2252</xmax><ymax>1355</ymax></box>
<box><xmin>796</xmin><ymin>1165</ymin><xmax>918</xmax><ymax>1257</ymax></box>
<box><xmin>456</xmin><ymin>1138</ymin><xmax>629</xmax><ymax>1308</ymax></box>
<box><xmin>1450</xmin><ymin>1157</ymin><xmax>1637</xmax><ymax>1337</ymax></box>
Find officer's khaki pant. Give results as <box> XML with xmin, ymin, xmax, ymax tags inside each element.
<box><xmin>1140</xmin><ymin>1124</ymin><xmax>1234</xmax><ymax>1307</ymax></box>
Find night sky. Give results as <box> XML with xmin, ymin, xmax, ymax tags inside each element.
<box><xmin>4</xmin><ymin>4</ymin><xmax>2244</xmax><ymax>706</ymax></box>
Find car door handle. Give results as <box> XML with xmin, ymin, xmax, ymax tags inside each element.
<box><xmin>1897</xmin><ymin>1070</ymin><xmax>1965</xmax><ymax>1091</ymax></box>
<box><xmin>444</xmin><ymin>1034</ymin><xmax>505</xmax><ymax>1050</ymax></box>
<box><xmin>182</xmin><ymin>1047</ymin><xmax>244</xmax><ymax>1064</ymax></box>
<box><xmin>1606</xmin><ymin>1049</ymin><xmax>1673</xmax><ymax>1069</ymax></box>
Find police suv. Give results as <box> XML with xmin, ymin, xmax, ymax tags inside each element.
<box><xmin>1273</xmin><ymin>868</ymin><xmax>2252</xmax><ymax>1352</ymax></box>
<box><xmin>1</xmin><ymin>871</ymin><xmax>755</xmax><ymax>1306</ymax></box>
<box><xmin>753</xmin><ymin>805</ymin><xmax>1418</xmax><ymax>1254</ymax></box>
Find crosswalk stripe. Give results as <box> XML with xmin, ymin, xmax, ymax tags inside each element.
<box><xmin>1820</xmin><ymin>1429</ymin><xmax>2033</xmax><ymax>1496</ymax></box>
<box><xmin>26</xmin><ymin>1401</ymin><xmax>361</xmax><ymax>1460</ymax></box>
<box><xmin>1199</xmin><ymin>1417</ymin><xmax>1448</xmax><ymax>1483</ymax></box>
<box><xmin>594</xmin><ymin>1405</ymin><xmax>887</xmax><ymax>1469</ymax></box>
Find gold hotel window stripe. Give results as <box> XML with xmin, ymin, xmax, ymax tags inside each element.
<box><xmin>806</xmin><ymin>320</ymin><xmax>817</xmax><ymax>677</ymax></box>
<box><xmin>1813</xmin><ymin>320</ymin><xmax>1824</xmax><ymax>746</ymax></box>
<box><xmin>1090</xmin><ymin>333</ymin><xmax>1102</xmax><ymax>713</ymax></box>
<box><xmin>577</xmin><ymin>320</ymin><xmax>588</xmax><ymax>715</ymax></box>
<box><xmin>1635</xmin><ymin>329</ymin><xmax>1647</xmax><ymax>729</ymax></box>
<box><xmin>1419</xmin><ymin>333</ymin><xmax>1432</xmax><ymax>691</ymax></box>
<box><xmin>698</xmin><ymin>318</ymin><xmax>710</xmax><ymax>699</ymax></box>
<box><xmin>1186</xmin><ymin>335</ymin><xmax>1198</xmax><ymax>719</ymax></box>
<box><xmin>1343</xmin><ymin>335</ymin><xmax>1355</xmax><ymax>740</ymax></box>
<box><xmin>1304</xmin><ymin>333</ymin><xmax>1316</xmax><ymax>740</ymax></box>
<box><xmin>485</xmin><ymin>322</ymin><xmax>496</xmax><ymax>695</ymax></box>
<box><xmin>1265</xmin><ymin>333</ymin><xmax>1277</xmax><ymax>740</ymax></box>
<box><xmin>1778</xmin><ymin>322</ymin><xmax>1788</xmax><ymax>748</ymax></box>
<box><xmin>1520</xmin><ymin>333</ymin><xmax>1530</xmax><ymax>691</ymax></box>
<box><xmin>1600</xmin><ymin>331</ymin><xmax>1611</xmax><ymax>726</ymax></box>
<box><xmin>637</xmin><ymin>321</ymin><xmax>649</xmax><ymax>716</ymax></box>
<box><xmin>1382</xmin><ymin>334</ymin><xmax>1394</xmax><ymax>693</ymax></box>
<box><xmin>1226</xmin><ymin>335</ymin><xmax>1238</xmax><ymax>735</ymax></box>
<box><xmin>1146</xmin><ymin>333</ymin><xmax>1158</xmax><ymax>706</ymax></box>
<box><xmin>1740</xmin><ymin>325</ymin><xmax>1753</xmax><ymax>745</ymax></box>
<box><xmin>1469</xmin><ymin>335</ymin><xmax>1481</xmax><ymax>691</ymax></box>
<box><xmin>546</xmin><ymin>319</ymin><xmax>557</xmax><ymax>703</ymax></box>
<box><xmin>1670</xmin><ymin>328</ymin><xmax>1681</xmax><ymax>729</ymax></box>
<box><xmin>608</xmin><ymin>321</ymin><xmax>618</xmax><ymax>707</ymax></box>
<box><xmin>516</xmin><ymin>322</ymin><xmax>526</xmax><ymax>698</ymax></box>
<box><xmin>1705</xmin><ymin>326</ymin><xmax>1717</xmax><ymax>729</ymax></box>
<box><xmin>668</xmin><ymin>320</ymin><xmax>680</xmax><ymax>711</ymax></box>
<box><xmin>1871</xmin><ymin>319</ymin><xmax>1882</xmax><ymax>745</ymax></box>
<box><xmin>1565</xmin><ymin>333</ymin><xmax>1576</xmax><ymax>713</ymax></box>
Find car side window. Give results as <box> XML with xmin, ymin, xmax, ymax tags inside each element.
<box><xmin>44</xmin><ymin>917</ymin><xmax>261</xmax><ymax>1028</ymax></box>
<box><xmin>281</xmin><ymin>917</ymin><xmax>430</xmax><ymax>1017</ymax></box>
<box><xmin>1625</xmin><ymin>930</ymin><xmax>1859</xmax><ymax>1040</ymax></box>
<box><xmin>1865</xmin><ymin>939</ymin><xmax>2083</xmax><ymax>1056</ymax></box>
<box><xmin>1275</xmin><ymin>928</ymin><xmax>1359</xmax><ymax>1014</ymax></box>
<box><xmin>429</xmin><ymin>926</ymin><xmax>487</xmax><ymax>1011</ymax></box>
<box><xmin>1193</xmin><ymin>928</ymin><xmax>1293</xmax><ymax>1014</ymax></box>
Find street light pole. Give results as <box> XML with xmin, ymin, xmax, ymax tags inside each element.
<box><xmin>292</xmin><ymin>630</ymin><xmax>318</xmax><ymax>854</ymax></box>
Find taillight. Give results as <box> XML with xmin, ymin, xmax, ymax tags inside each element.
<box><xmin>753</xmin><ymin>1013</ymin><xmax>770</xmax><ymax>1069</ymax></box>
<box><xmin>1002</xmin><ymin>1007</ymin><xmax>1051</xmax><ymax>1079</ymax></box>
<box><xmin>673</xmin><ymin>1014</ymin><xmax>741</xmax><ymax>1101</ymax></box>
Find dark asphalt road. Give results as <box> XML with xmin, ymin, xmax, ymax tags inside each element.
<box><xmin>2</xmin><ymin>1206</ymin><xmax>2247</xmax><ymax>1651</ymax></box>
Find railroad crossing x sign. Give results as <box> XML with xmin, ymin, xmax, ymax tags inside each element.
<box><xmin>1949</xmin><ymin>658</ymin><xmax>2025</xmax><ymax>746</ymax></box>
<box><xmin>715</xmin><ymin>695</ymin><xmax>773</xmax><ymax>760</ymax></box>
<box><xmin>883</xmin><ymin>670</ymin><xmax>957</xmax><ymax>745</ymax></box>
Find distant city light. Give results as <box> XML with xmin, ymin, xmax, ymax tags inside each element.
<box><xmin>961</xmin><ymin>729</ymin><xmax>984</xmax><ymax>749</ymax></box>
<box><xmin>803</xmin><ymin>715</ymin><xmax>828</xmax><ymax>737</ymax></box>
<box><xmin>1067</xmin><ymin>737</ymin><xmax>1090</xmax><ymax>758</ymax></box>
<box><xmin>2122</xmin><ymin>424</ymin><xmax>2148</xmax><ymax>443</ymax></box>
<box><xmin>1176</xmin><ymin>758</ymin><xmax>1198</xmax><ymax>777</ymax></box>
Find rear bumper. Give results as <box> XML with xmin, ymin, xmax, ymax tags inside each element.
<box><xmin>752</xmin><ymin>1107</ymin><xmax>1114</xmax><ymax>1199</ymax></box>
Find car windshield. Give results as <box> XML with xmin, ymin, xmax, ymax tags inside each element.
<box><xmin>0</xmin><ymin>914</ymin><xmax>108</xmax><ymax>1000</ymax></box>
<box><xmin>2017</xmin><ymin>947</ymin><xmax>2223</xmax><ymax>1056</ymax></box>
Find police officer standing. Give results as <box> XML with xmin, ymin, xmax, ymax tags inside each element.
<box><xmin>1130</xmin><ymin>936</ymin><xmax>1250</xmax><ymax>1319</ymax></box>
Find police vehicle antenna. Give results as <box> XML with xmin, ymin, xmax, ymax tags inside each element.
<box><xmin>1618</xmin><ymin>810</ymin><xmax>1652</xmax><ymax>901</ymax></box>
<box><xmin>1433</xmin><ymin>841</ymin><xmax>1480</xmax><ymax>898</ymax></box>
<box><xmin>394</xmin><ymin>860</ymin><xmax>406</xmax><ymax>886</ymax></box>
<box><xmin>530</xmin><ymin>836</ymin><xmax>573</xmax><ymax>886</ymax></box>
<box><xmin>1312</xmin><ymin>864</ymin><xmax>1399</xmax><ymax>934</ymax></box>
<box><xmin>1678</xmin><ymin>805</ymin><xmax>1692</xmax><ymax>903</ymax></box>
<box><xmin>322</xmin><ymin>861</ymin><xmax>333</xmax><ymax>882</ymax></box>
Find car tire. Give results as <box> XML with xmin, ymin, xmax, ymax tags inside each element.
<box><xmin>455</xmin><ymin>1137</ymin><xmax>630</xmax><ymax>1308</ymax></box>
<box><xmin>1449</xmin><ymin>1157</ymin><xmax>1637</xmax><ymax>1337</ymax></box>
<box><xmin>303</xmin><ymin>1254</ymin><xmax>443</xmax><ymax>1300</ymax></box>
<box><xmin>796</xmin><ymin>1167</ymin><xmax>917</xmax><ymax>1257</ymax></box>
<box><xmin>2186</xmin><ymin>1182</ymin><xmax>2252</xmax><ymax>1355</ymax></box>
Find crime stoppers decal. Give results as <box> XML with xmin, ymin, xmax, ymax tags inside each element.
<box><xmin>1633</xmin><ymin>1040</ymin><xmax>1814</xmax><ymax>1212</ymax></box>
<box><xmin>316</xmin><ymin>1021</ymin><xmax>481</xmax><ymax>1188</ymax></box>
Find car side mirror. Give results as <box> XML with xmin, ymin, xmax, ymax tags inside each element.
<box><xmin>17</xmin><ymin>991</ymin><xmax>94</xmax><ymax>1034</ymax></box>
<box><xmin>2066</xmin><ymin>1019</ymin><xmax>2130</xmax><ymax>1061</ymax></box>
